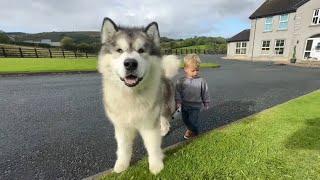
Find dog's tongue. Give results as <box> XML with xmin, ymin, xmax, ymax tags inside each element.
<box><xmin>125</xmin><ymin>76</ymin><xmax>138</xmax><ymax>85</ymax></box>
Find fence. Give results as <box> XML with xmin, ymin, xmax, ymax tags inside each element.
<box><xmin>0</xmin><ymin>46</ymin><xmax>97</xmax><ymax>58</ymax></box>
<box><xmin>161</xmin><ymin>48</ymin><xmax>224</xmax><ymax>55</ymax></box>
<box><xmin>0</xmin><ymin>46</ymin><xmax>224</xmax><ymax>58</ymax></box>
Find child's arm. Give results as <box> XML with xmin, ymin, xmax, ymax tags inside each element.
<box><xmin>175</xmin><ymin>79</ymin><xmax>182</xmax><ymax>109</ymax></box>
<box><xmin>201</xmin><ymin>79</ymin><xmax>210</xmax><ymax>109</ymax></box>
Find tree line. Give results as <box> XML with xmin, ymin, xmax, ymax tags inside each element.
<box><xmin>1</xmin><ymin>31</ymin><xmax>227</xmax><ymax>54</ymax></box>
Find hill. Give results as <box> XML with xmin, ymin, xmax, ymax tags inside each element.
<box><xmin>7</xmin><ymin>31</ymin><xmax>100</xmax><ymax>44</ymax></box>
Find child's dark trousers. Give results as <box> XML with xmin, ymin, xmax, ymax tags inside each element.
<box><xmin>181</xmin><ymin>105</ymin><xmax>201</xmax><ymax>134</ymax></box>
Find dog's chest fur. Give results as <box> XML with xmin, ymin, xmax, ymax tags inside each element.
<box><xmin>102</xmin><ymin>74</ymin><xmax>163</xmax><ymax>127</ymax></box>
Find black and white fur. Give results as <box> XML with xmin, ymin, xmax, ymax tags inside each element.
<box><xmin>98</xmin><ymin>18</ymin><xmax>180</xmax><ymax>174</ymax></box>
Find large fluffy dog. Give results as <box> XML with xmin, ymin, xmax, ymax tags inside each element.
<box><xmin>98</xmin><ymin>18</ymin><xmax>180</xmax><ymax>174</ymax></box>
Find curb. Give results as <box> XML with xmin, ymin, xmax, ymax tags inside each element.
<box><xmin>82</xmin><ymin>102</ymin><xmax>282</xmax><ymax>180</ymax></box>
<box><xmin>83</xmin><ymin>114</ymin><xmax>251</xmax><ymax>180</ymax></box>
<box><xmin>83</xmin><ymin>90</ymin><xmax>320</xmax><ymax>179</ymax></box>
<box><xmin>83</xmin><ymin>140</ymin><xmax>190</xmax><ymax>180</ymax></box>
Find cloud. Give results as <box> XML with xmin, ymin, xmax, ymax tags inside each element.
<box><xmin>0</xmin><ymin>0</ymin><xmax>264</xmax><ymax>38</ymax></box>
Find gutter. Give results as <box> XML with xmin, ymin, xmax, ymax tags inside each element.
<box><xmin>251</xmin><ymin>18</ymin><xmax>257</xmax><ymax>61</ymax></box>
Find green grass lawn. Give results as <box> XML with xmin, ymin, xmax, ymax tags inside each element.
<box><xmin>103</xmin><ymin>90</ymin><xmax>320</xmax><ymax>179</ymax></box>
<box><xmin>0</xmin><ymin>58</ymin><xmax>98</xmax><ymax>74</ymax></box>
<box><xmin>0</xmin><ymin>58</ymin><xmax>219</xmax><ymax>74</ymax></box>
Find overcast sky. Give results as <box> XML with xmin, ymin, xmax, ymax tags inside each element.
<box><xmin>0</xmin><ymin>0</ymin><xmax>264</xmax><ymax>38</ymax></box>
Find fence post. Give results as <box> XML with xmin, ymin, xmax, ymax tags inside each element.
<box><xmin>86</xmin><ymin>52</ymin><xmax>88</xmax><ymax>58</ymax></box>
<box><xmin>48</xmin><ymin>49</ymin><xmax>52</xmax><ymax>58</ymax></box>
<box><xmin>19</xmin><ymin>48</ymin><xmax>24</xmax><ymax>58</ymax></box>
<box><xmin>175</xmin><ymin>49</ymin><xmax>178</xmax><ymax>55</ymax></box>
<box><xmin>62</xmin><ymin>49</ymin><xmax>65</xmax><ymax>58</ymax></box>
<box><xmin>34</xmin><ymin>48</ymin><xmax>39</xmax><ymax>58</ymax></box>
<box><xmin>74</xmin><ymin>51</ymin><xmax>77</xmax><ymax>58</ymax></box>
<box><xmin>1</xmin><ymin>47</ymin><xmax>6</xmax><ymax>57</ymax></box>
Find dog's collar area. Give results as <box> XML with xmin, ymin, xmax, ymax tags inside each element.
<box><xmin>120</xmin><ymin>75</ymin><xmax>143</xmax><ymax>87</ymax></box>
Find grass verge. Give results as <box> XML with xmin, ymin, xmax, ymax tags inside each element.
<box><xmin>0</xmin><ymin>58</ymin><xmax>220</xmax><ymax>74</ymax></box>
<box><xmin>102</xmin><ymin>90</ymin><xmax>320</xmax><ymax>179</ymax></box>
<box><xmin>0</xmin><ymin>58</ymin><xmax>97</xmax><ymax>74</ymax></box>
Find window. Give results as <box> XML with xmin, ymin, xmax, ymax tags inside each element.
<box><xmin>264</xmin><ymin>17</ymin><xmax>273</xmax><ymax>32</ymax></box>
<box><xmin>275</xmin><ymin>40</ymin><xmax>285</xmax><ymax>55</ymax></box>
<box><xmin>312</xmin><ymin>9</ymin><xmax>320</xmax><ymax>25</ymax></box>
<box><xmin>316</xmin><ymin>42</ymin><xmax>320</xmax><ymax>50</ymax></box>
<box><xmin>261</xmin><ymin>40</ymin><xmax>271</xmax><ymax>54</ymax></box>
<box><xmin>236</xmin><ymin>42</ymin><xmax>247</xmax><ymax>55</ymax></box>
<box><xmin>279</xmin><ymin>14</ymin><xmax>289</xmax><ymax>30</ymax></box>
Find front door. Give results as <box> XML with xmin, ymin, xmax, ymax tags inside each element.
<box><xmin>310</xmin><ymin>38</ymin><xmax>320</xmax><ymax>60</ymax></box>
<box><xmin>305</xmin><ymin>38</ymin><xmax>320</xmax><ymax>60</ymax></box>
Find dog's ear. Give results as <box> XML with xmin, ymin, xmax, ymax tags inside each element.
<box><xmin>101</xmin><ymin>17</ymin><xmax>118</xmax><ymax>43</ymax></box>
<box><xmin>144</xmin><ymin>22</ymin><xmax>160</xmax><ymax>47</ymax></box>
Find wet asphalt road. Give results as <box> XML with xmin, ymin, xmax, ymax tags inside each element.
<box><xmin>0</xmin><ymin>55</ymin><xmax>319</xmax><ymax>179</ymax></box>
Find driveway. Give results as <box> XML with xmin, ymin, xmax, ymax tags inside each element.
<box><xmin>0</xmin><ymin>55</ymin><xmax>319</xmax><ymax>179</ymax></box>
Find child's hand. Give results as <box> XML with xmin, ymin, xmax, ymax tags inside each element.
<box><xmin>176</xmin><ymin>103</ymin><xmax>181</xmax><ymax>110</ymax></box>
<box><xmin>203</xmin><ymin>103</ymin><xmax>209</xmax><ymax>110</ymax></box>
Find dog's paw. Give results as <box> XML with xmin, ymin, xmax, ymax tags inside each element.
<box><xmin>113</xmin><ymin>161</ymin><xmax>129</xmax><ymax>173</ymax></box>
<box><xmin>149</xmin><ymin>160</ymin><xmax>164</xmax><ymax>175</ymax></box>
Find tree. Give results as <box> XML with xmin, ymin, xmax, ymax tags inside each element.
<box><xmin>77</xmin><ymin>43</ymin><xmax>90</xmax><ymax>52</ymax></box>
<box><xmin>60</xmin><ymin>36</ymin><xmax>75</xmax><ymax>50</ymax></box>
<box><xmin>0</xmin><ymin>32</ymin><xmax>11</xmax><ymax>44</ymax></box>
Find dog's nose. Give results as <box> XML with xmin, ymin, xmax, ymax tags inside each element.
<box><xmin>124</xmin><ymin>59</ymin><xmax>138</xmax><ymax>71</ymax></box>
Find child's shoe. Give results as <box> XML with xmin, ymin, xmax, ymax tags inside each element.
<box><xmin>183</xmin><ymin>129</ymin><xmax>197</xmax><ymax>139</ymax></box>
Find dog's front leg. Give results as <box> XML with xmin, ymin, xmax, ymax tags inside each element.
<box><xmin>139</xmin><ymin>127</ymin><xmax>164</xmax><ymax>174</ymax></box>
<box><xmin>113</xmin><ymin>125</ymin><xmax>136</xmax><ymax>173</ymax></box>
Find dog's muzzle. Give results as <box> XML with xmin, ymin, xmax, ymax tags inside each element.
<box><xmin>120</xmin><ymin>75</ymin><xmax>143</xmax><ymax>87</ymax></box>
<box><xmin>120</xmin><ymin>58</ymin><xmax>143</xmax><ymax>87</ymax></box>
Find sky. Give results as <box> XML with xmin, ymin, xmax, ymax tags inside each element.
<box><xmin>0</xmin><ymin>0</ymin><xmax>264</xmax><ymax>39</ymax></box>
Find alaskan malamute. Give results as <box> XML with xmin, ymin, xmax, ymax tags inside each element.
<box><xmin>98</xmin><ymin>18</ymin><xmax>180</xmax><ymax>174</ymax></box>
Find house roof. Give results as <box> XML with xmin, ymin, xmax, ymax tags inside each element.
<box><xmin>249</xmin><ymin>0</ymin><xmax>310</xmax><ymax>19</ymax></box>
<box><xmin>227</xmin><ymin>29</ymin><xmax>250</xmax><ymax>43</ymax></box>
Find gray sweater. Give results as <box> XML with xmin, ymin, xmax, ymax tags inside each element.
<box><xmin>175</xmin><ymin>76</ymin><xmax>211</xmax><ymax>108</ymax></box>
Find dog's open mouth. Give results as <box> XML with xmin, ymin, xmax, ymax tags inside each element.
<box><xmin>120</xmin><ymin>75</ymin><xmax>143</xmax><ymax>87</ymax></box>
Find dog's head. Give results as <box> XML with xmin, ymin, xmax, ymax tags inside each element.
<box><xmin>99</xmin><ymin>18</ymin><xmax>161</xmax><ymax>88</ymax></box>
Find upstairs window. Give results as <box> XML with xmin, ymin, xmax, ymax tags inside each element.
<box><xmin>279</xmin><ymin>14</ymin><xmax>289</xmax><ymax>30</ymax></box>
<box><xmin>264</xmin><ymin>17</ymin><xmax>273</xmax><ymax>32</ymax></box>
<box><xmin>236</xmin><ymin>42</ymin><xmax>247</xmax><ymax>55</ymax></box>
<box><xmin>312</xmin><ymin>9</ymin><xmax>320</xmax><ymax>25</ymax></box>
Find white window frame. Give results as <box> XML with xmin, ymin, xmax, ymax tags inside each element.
<box><xmin>261</xmin><ymin>40</ymin><xmax>271</xmax><ymax>55</ymax></box>
<box><xmin>274</xmin><ymin>39</ymin><xmax>285</xmax><ymax>55</ymax></box>
<box><xmin>278</xmin><ymin>14</ymin><xmax>289</xmax><ymax>30</ymax></box>
<box><xmin>235</xmin><ymin>42</ymin><xmax>247</xmax><ymax>55</ymax></box>
<box><xmin>312</xmin><ymin>9</ymin><xmax>320</xmax><ymax>25</ymax></box>
<box><xmin>264</xmin><ymin>17</ymin><xmax>273</xmax><ymax>32</ymax></box>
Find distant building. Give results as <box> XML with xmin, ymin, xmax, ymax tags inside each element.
<box><xmin>227</xmin><ymin>0</ymin><xmax>320</xmax><ymax>62</ymax></box>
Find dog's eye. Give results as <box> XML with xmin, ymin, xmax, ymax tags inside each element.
<box><xmin>116</xmin><ymin>49</ymin><xmax>123</xmax><ymax>53</ymax></box>
<box><xmin>138</xmin><ymin>48</ymin><xmax>145</xmax><ymax>54</ymax></box>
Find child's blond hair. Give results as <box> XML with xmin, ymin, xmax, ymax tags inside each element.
<box><xmin>184</xmin><ymin>54</ymin><xmax>201</xmax><ymax>68</ymax></box>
